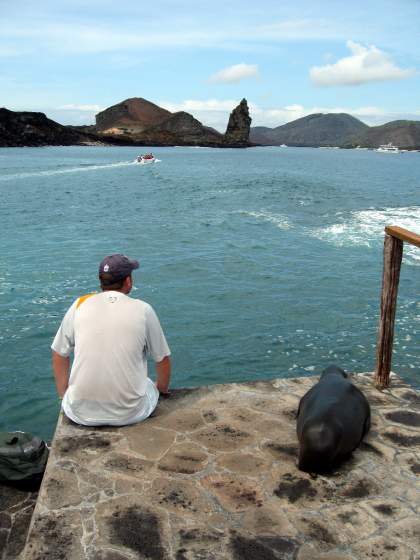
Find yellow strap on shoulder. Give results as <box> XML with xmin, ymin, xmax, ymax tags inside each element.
<box><xmin>76</xmin><ymin>293</ymin><xmax>95</xmax><ymax>309</ymax></box>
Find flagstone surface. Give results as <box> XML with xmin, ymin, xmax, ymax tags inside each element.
<box><xmin>0</xmin><ymin>484</ymin><xmax>37</xmax><ymax>560</ymax></box>
<box><xmin>21</xmin><ymin>374</ymin><xmax>420</xmax><ymax>559</ymax></box>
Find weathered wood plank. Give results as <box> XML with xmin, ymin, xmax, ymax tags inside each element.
<box><xmin>375</xmin><ymin>233</ymin><xmax>403</xmax><ymax>387</ymax></box>
<box><xmin>385</xmin><ymin>225</ymin><xmax>420</xmax><ymax>248</ymax></box>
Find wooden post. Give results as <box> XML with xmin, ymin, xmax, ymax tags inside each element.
<box><xmin>374</xmin><ymin>233</ymin><xmax>403</xmax><ymax>387</ymax></box>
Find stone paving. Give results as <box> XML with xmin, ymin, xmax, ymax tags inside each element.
<box><xmin>0</xmin><ymin>484</ymin><xmax>37</xmax><ymax>560</ymax></box>
<box><xmin>22</xmin><ymin>374</ymin><xmax>420</xmax><ymax>559</ymax></box>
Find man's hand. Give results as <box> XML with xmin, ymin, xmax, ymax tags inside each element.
<box><xmin>156</xmin><ymin>355</ymin><xmax>171</xmax><ymax>396</ymax></box>
<box><xmin>52</xmin><ymin>351</ymin><xmax>70</xmax><ymax>398</ymax></box>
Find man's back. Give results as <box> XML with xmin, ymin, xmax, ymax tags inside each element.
<box><xmin>52</xmin><ymin>291</ymin><xmax>170</xmax><ymax>425</ymax></box>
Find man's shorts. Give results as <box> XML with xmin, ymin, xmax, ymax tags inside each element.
<box><xmin>62</xmin><ymin>378</ymin><xmax>160</xmax><ymax>427</ymax></box>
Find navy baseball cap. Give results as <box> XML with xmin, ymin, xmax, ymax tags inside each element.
<box><xmin>99</xmin><ymin>254</ymin><xmax>139</xmax><ymax>283</ymax></box>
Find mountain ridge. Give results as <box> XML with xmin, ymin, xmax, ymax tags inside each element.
<box><xmin>1</xmin><ymin>99</ymin><xmax>419</xmax><ymax>149</ymax></box>
<box><xmin>250</xmin><ymin>113</ymin><xmax>368</xmax><ymax>147</ymax></box>
<box><xmin>0</xmin><ymin>98</ymin><xmax>252</xmax><ymax>148</ymax></box>
<box><xmin>250</xmin><ymin>113</ymin><xmax>420</xmax><ymax>149</ymax></box>
<box><xmin>93</xmin><ymin>97</ymin><xmax>251</xmax><ymax>147</ymax></box>
<box><xmin>95</xmin><ymin>98</ymin><xmax>172</xmax><ymax>133</ymax></box>
<box><xmin>0</xmin><ymin>108</ymin><xmax>97</xmax><ymax>147</ymax></box>
<box><xmin>344</xmin><ymin>120</ymin><xmax>420</xmax><ymax>149</ymax></box>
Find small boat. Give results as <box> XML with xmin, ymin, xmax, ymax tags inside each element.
<box><xmin>376</xmin><ymin>143</ymin><xmax>401</xmax><ymax>154</ymax></box>
<box><xmin>280</xmin><ymin>144</ymin><xmax>288</xmax><ymax>148</ymax></box>
<box><xmin>136</xmin><ymin>153</ymin><xmax>156</xmax><ymax>164</ymax></box>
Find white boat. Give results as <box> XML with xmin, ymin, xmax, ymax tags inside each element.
<box><xmin>376</xmin><ymin>143</ymin><xmax>401</xmax><ymax>154</ymax></box>
<box><xmin>136</xmin><ymin>153</ymin><xmax>156</xmax><ymax>164</ymax></box>
<box><xmin>280</xmin><ymin>144</ymin><xmax>288</xmax><ymax>148</ymax></box>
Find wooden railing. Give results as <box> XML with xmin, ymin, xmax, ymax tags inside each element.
<box><xmin>375</xmin><ymin>225</ymin><xmax>420</xmax><ymax>388</ymax></box>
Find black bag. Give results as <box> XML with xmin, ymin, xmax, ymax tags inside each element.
<box><xmin>0</xmin><ymin>431</ymin><xmax>49</xmax><ymax>488</ymax></box>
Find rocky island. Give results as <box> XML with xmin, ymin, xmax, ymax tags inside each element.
<box><xmin>347</xmin><ymin>120</ymin><xmax>420</xmax><ymax>150</ymax></box>
<box><xmin>0</xmin><ymin>108</ymin><xmax>96</xmax><ymax>148</ymax></box>
<box><xmin>1</xmin><ymin>98</ymin><xmax>420</xmax><ymax>149</ymax></box>
<box><xmin>223</xmin><ymin>98</ymin><xmax>252</xmax><ymax>147</ymax></box>
<box><xmin>90</xmin><ymin>97</ymin><xmax>252</xmax><ymax>147</ymax></box>
<box><xmin>92</xmin><ymin>97</ymin><xmax>222</xmax><ymax>146</ymax></box>
<box><xmin>0</xmin><ymin>98</ymin><xmax>252</xmax><ymax>148</ymax></box>
<box><xmin>250</xmin><ymin>113</ymin><xmax>420</xmax><ymax>149</ymax></box>
<box><xmin>250</xmin><ymin>113</ymin><xmax>368</xmax><ymax>148</ymax></box>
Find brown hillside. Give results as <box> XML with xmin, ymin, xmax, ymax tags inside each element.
<box><xmin>102</xmin><ymin>111</ymin><xmax>223</xmax><ymax>146</ymax></box>
<box><xmin>95</xmin><ymin>98</ymin><xmax>172</xmax><ymax>131</ymax></box>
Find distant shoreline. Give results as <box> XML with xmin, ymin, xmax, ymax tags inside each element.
<box><xmin>1</xmin><ymin>143</ymin><xmax>420</xmax><ymax>152</ymax></box>
<box><xmin>2</xmin><ymin>102</ymin><xmax>420</xmax><ymax>150</ymax></box>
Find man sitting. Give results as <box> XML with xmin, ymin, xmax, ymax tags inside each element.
<box><xmin>51</xmin><ymin>254</ymin><xmax>171</xmax><ymax>426</ymax></box>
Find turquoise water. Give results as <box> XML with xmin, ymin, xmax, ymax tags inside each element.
<box><xmin>0</xmin><ymin>146</ymin><xmax>419</xmax><ymax>440</ymax></box>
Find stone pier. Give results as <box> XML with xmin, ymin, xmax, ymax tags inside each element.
<box><xmin>18</xmin><ymin>374</ymin><xmax>420</xmax><ymax>559</ymax></box>
<box><xmin>0</xmin><ymin>485</ymin><xmax>37</xmax><ymax>559</ymax></box>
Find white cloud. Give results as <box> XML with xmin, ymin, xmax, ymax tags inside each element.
<box><xmin>252</xmin><ymin>103</ymin><xmax>420</xmax><ymax>127</ymax></box>
<box><xmin>158</xmin><ymin>99</ymin><xmax>420</xmax><ymax>131</ymax></box>
<box><xmin>0</xmin><ymin>46</ymin><xmax>23</xmax><ymax>57</ymax></box>
<box><xmin>159</xmin><ymin>99</ymin><xmax>242</xmax><ymax>131</ymax></box>
<box><xmin>310</xmin><ymin>40</ymin><xmax>415</xmax><ymax>86</ymax></box>
<box><xmin>0</xmin><ymin>21</ymin><xmax>220</xmax><ymax>54</ymax></box>
<box><xmin>43</xmin><ymin>105</ymin><xmax>104</xmax><ymax>125</ymax></box>
<box><xmin>255</xmin><ymin>19</ymin><xmax>340</xmax><ymax>41</ymax></box>
<box><xmin>58</xmin><ymin>104</ymin><xmax>103</xmax><ymax>112</ymax></box>
<box><xmin>160</xmin><ymin>99</ymin><xmax>239</xmax><ymax>113</ymax></box>
<box><xmin>9</xmin><ymin>98</ymin><xmax>420</xmax><ymax>129</ymax></box>
<box><xmin>0</xmin><ymin>16</ymin><xmax>343</xmax><ymax>56</ymax></box>
<box><xmin>209</xmin><ymin>63</ymin><xmax>259</xmax><ymax>84</ymax></box>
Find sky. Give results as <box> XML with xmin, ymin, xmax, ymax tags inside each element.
<box><xmin>1</xmin><ymin>0</ymin><xmax>419</xmax><ymax>131</ymax></box>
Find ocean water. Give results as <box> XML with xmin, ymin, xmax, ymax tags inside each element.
<box><xmin>0</xmin><ymin>145</ymin><xmax>419</xmax><ymax>440</ymax></box>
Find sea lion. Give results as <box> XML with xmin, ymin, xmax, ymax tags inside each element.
<box><xmin>296</xmin><ymin>365</ymin><xmax>370</xmax><ymax>473</ymax></box>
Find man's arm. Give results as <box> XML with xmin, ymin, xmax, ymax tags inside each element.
<box><xmin>52</xmin><ymin>351</ymin><xmax>70</xmax><ymax>398</ymax></box>
<box><xmin>155</xmin><ymin>356</ymin><xmax>171</xmax><ymax>395</ymax></box>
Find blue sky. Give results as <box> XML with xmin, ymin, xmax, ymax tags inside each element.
<box><xmin>1</xmin><ymin>0</ymin><xmax>419</xmax><ymax>130</ymax></box>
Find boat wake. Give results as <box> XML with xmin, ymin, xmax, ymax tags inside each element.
<box><xmin>236</xmin><ymin>210</ymin><xmax>292</xmax><ymax>230</ymax></box>
<box><xmin>0</xmin><ymin>161</ymin><xmax>136</xmax><ymax>181</ymax></box>
<box><xmin>238</xmin><ymin>206</ymin><xmax>419</xmax><ymax>265</ymax></box>
<box><xmin>135</xmin><ymin>158</ymin><xmax>161</xmax><ymax>165</ymax></box>
<box><xmin>311</xmin><ymin>206</ymin><xmax>420</xmax><ymax>265</ymax></box>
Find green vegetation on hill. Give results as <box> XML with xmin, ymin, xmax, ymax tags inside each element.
<box><xmin>251</xmin><ymin>113</ymin><xmax>420</xmax><ymax>149</ymax></box>
<box><xmin>250</xmin><ymin>113</ymin><xmax>368</xmax><ymax>147</ymax></box>
<box><xmin>345</xmin><ymin>120</ymin><xmax>420</xmax><ymax>149</ymax></box>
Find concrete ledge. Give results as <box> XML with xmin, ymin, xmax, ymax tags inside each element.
<box><xmin>23</xmin><ymin>374</ymin><xmax>420</xmax><ymax>559</ymax></box>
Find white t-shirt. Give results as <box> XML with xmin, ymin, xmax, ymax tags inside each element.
<box><xmin>51</xmin><ymin>291</ymin><xmax>170</xmax><ymax>425</ymax></box>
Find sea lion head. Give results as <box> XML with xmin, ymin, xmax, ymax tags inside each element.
<box><xmin>321</xmin><ymin>364</ymin><xmax>348</xmax><ymax>379</ymax></box>
<box><xmin>298</xmin><ymin>422</ymin><xmax>341</xmax><ymax>473</ymax></box>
